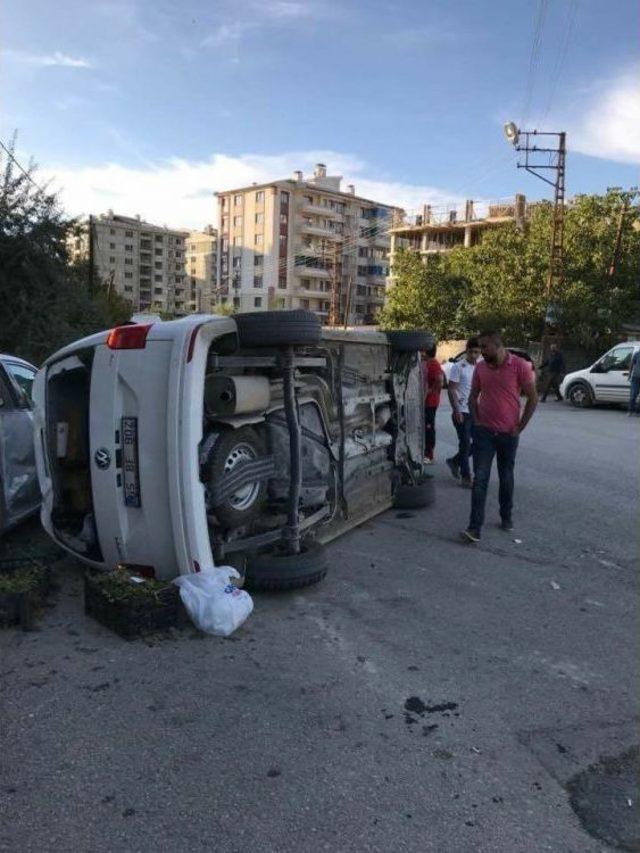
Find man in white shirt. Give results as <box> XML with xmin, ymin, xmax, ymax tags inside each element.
<box><xmin>446</xmin><ymin>336</ymin><xmax>481</xmax><ymax>487</ymax></box>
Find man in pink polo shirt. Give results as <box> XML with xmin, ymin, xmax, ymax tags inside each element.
<box><xmin>462</xmin><ymin>330</ymin><xmax>538</xmax><ymax>543</ymax></box>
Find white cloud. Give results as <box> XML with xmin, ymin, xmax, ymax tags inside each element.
<box><xmin>202</xmin><ymin>22</ymin><xmax>251</xmax><ymax>48</ymax></box>
<box><xmin>42</xmin><ymin>150</ymin><xmax>473</xmax><ymax>230</ymax></box>
<box><xmin>3</xmin><ymin>49</ymin><xmax>92</xmax><ymax>69</ymax></box>
<box><xmin>567</xmin><ymin>65</ymin><xmax>640</xmax><ymax>165</ymax></box>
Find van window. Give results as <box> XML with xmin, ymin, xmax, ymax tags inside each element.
<box><xmin>602</xmin><ymin>346</ymin><xmax>633</xmax><ymax>371</ymax></box>
<box><xmin>4</xmin><ymin>362</ymin><xmax>36</xmax><ymax>406</ymax></box>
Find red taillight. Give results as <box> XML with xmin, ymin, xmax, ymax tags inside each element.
<box><xmin>107</xmin><ymin>324</ymin><xmax>153</xmax><ymax>350</ymax></box>
<box><xmin>186</xmin><ymin>323</ymin><xmax>206</xmax><ymax>363</ymax></box>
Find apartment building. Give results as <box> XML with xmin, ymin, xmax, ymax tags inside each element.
<box><xmin>215</xmin><ymin>164</ymin><xmax>402</xmax><ymax>324</ymax></box>
<box><xmin>184</xmin><ymin>226</ymin><xmax>219</xmax><ymax>312</ymax></box>
<box><xmin>389</xmin><ymin>195</ymin><xmax>527</xmax><ymax>266</ymax></box>
<box><xmin>69</xmin><ymin>212</ymin><xmax>191</xmax><ymax>314</ymax></box>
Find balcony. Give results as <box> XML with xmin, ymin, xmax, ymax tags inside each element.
<box><xmin>300</xmin><ymin>201</ymin><xmax>343</xmax><ymax>219</ymax></box>
<box><xmin>299</xmin><ymin>220</ymin><xmax>343</xmax><ymax>240</ymax></box>
<box><xmin>294</xmin><ymin>265</ymin><xmax>330</xmax><ymax>279</ymax></box>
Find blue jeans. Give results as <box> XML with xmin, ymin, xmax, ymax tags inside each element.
<box><xmin>629</xmin><ymin>378</ymin><xmax>640</xmax><ymax>413</ymax></box>
<box><xmin>451</xmin><ymin>413</ymin><xmax>473</xmax><ymax>479</ymax></box>
<box><xmin>469</xmin><ymin>425</ymin><xmax>519</xmax><ymax>533</ymax></box>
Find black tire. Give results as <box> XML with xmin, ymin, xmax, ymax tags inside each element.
<box><xmin>205</xmin><ymin>427</ymin><xmax>267</xmax><ymax>528</ymax></box>
<box><xmin>234</xmin><ymin>310</ymin><xmax>321</xmax><ymax>348</ymax></box>
<box><xmin>394</xmin><ymin>476</ymin><xmax>435</xmax><ymax>509</ymax></box>
<box><xmin>244</xmin><ymin>543</ymin><xmax>328</xmax><ymax>592</ymax></box>
<box><xmin>385</xmin><ymin>330</ymin><xmax>435</xmax><ymax>352</ymax></box>
<box><xmin>567</xmin><ymin>382</ymin><xmax>593</xmax><ymax>408</ymax></box>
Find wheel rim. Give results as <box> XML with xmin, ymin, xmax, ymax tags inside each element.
<box><xmin>224</xmin><ymin>442</ymin><xmax>260</xmax><ymax>510</ymax></box>
<box><xmin>571</xmin><ymin>386</ymin><xmax>586</xmax><ymax>404</ymax></box>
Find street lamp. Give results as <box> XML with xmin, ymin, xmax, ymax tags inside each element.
<box><xmin>503</xmin><ymin>121</ymin><xmax>519</xmax><ymax>145</ymax></box>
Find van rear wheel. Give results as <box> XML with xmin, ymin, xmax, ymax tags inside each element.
<box><xmin>244</xmin><ymin>543</ymin><xmax>328</xmax><ymax>592</ymax></box>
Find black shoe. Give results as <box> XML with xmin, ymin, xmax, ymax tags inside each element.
<box><xmin>461</xmin><ymin>528</ymin><xmax>481</xmax><ymax>544</ymax></box>
<box><xmin>446</xmin><ymin>457</ymin><xmax>460</xmax><ymax>479</ymax></box>
<box><xmin>500</xmin><ymin>520</ymin><xmax>514</xmax><ymax>532</ymax></box>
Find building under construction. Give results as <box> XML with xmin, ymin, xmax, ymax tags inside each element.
<box><xmin>389</xmin><ymin>194</ymin><xmax>528</xmax><ymax>265</ymax></box>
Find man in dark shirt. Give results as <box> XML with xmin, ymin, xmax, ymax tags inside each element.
<box><xmin>540</xmin><ymin>343</ymin><xmax>565</xmax><ymax>402</ymax></box>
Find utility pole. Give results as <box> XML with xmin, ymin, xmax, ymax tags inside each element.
<box><xmin>343</xmin><ymin>276</ymin><xmax>353</xmax><ymax>329</ymax></box>
<box><xmin>88</xmin><ymin>214</ymin><xmax>94</xmax><ymax>295</ymax></box>
<box><xmin>329</xmin><ymin>241</ymin><xmax>342</xmax><ymax>326</ymax></box>
<box><xmin>608</xmin><ymin>197</ymin><xmax>629</xmax><ymax>281</ymax></box>
<box><xmin>504</xmin><ymin>123</ymin><xmax>567</xmax><ymax>340</ymax></box>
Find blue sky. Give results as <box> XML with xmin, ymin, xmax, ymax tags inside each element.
<box><xmin>2</xmin><ymin>0</ymin><xmax>638</xmax><ymax>228</ymax></box>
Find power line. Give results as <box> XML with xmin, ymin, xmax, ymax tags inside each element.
<box><xmin>522</xmin><ymin>0</ymin><xmax>549</xmax><ymax>127</ymax></box>
<box><xmin>542</xmin><ymin>0</ymin><xmax>578</xmax><ymax>123</ymax></box>
<box><xmin>0</xmin><ymin>137</ymin><xmax>48</xmax><ymax>196</ymax></box>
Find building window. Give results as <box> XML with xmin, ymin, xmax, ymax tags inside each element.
<box><xmin>154</xmin><ymin>275</ymin><xmax>163</xmax><ymax>282</ymax></box>
<box><xmin>254</xmin><ymin>275</ymin><xmax>263</xmax><ymax>288</ymax></box>
<box><xmin>234</xmin><ymin>194</ymin><xmax>242</xmax><ymax>207</ymax></box>
<box><xmin>155</xmin><ymin>248</ymin><xmax>163</xmax><ymax>256</ymax></box>
<box><xmin>255</xmin><ymin>213</ymin><xmax>264</xmax><ymax>225</ymax></box>
<box><xmin>110</xmin><ymin>228</ymin><xmax>116</xmax><ymax>235</ymax></box>
<box><xmin>125</xmin><ymin>230</ymin><xmax>133</xmax><ymax>237</ymax></box>
<box><xmin>254</xmin><ymin>296</ymin><xmax>262</xmax><ymax>307</ymax></box>
<box><xmin>125</xmin><ymin>244</ymin><xmax>133</xmax><ymax>252</ymax></box>
<box><xmin>109</xmin><ymin>256</ymin><xmax>115</xmax><ymax>263</ymax></box>
<box><xmin>124</xmin><ymin>285</ymin><xmax>133</xmax><ymax>292</ymax></box>
<box><xmin>155</xmin><ymin>235</ymin><xmax>163</xmax><ymax>242</ymax></box>
<box><xmin>124</xmin><ymin>258</ymin><xmax>133</xmax><ymax>265</ymax></box>
<box><xmin>124</xmin><ymin>272</ymin><xmax>133</xmax><ymax>279</ymax></box>
<box><xmin>256</xmin><ymin>190</ymin><xmax>264</xmax><ymax>202</ymax></box>
<box><xmin>281</xmin><ymin>190</ymin><xmax>289</xmax><ymax>205</ymax></box>
<box><xmin>233</xmin><ymin>297</ymin><xmax>240</xmax><ymax>308</ymax></box>
<box><xmin>278</xmin><ymin>277</ymin><xmax>287</xmax><ymax>289</ymax></box>
<box><xmin>255</xmin><ymin>234</ymin><xmax>263</xmax><ymax>246</ymax></box>
<box><xmin>232</xmin><ymin>256</ymin><xmax>241</xmax><ymax>269</ymax></box>
<box><xmin>300</xmin><ymin>299</ymin><xmax>310</xmax><ymax>309</ymax></box>
<box><xmin>280</xmin><ymin>213</ymin><xmax>288</xmax><ymax>225</ymax></box>
<box><xmin>233</xmin><ymin>236</ymin><xmax>241</xmax><ymax>246</ymax></box>
<box><xmin>109</xmin><ymin>242</ymin><xmax>116</xmax><ymax>249</ymax></box>
<box><xmin>254</xmin><ymin>254</ymin><xmax>263</xmax><ymax>266</ymax></box>
<box><xmin>233</xmin><ymin>215</ymin><xmax>242</xmax><ymax>227</ymax></box>
<box><xmin>155</xmin><ymin>262</ymin><xmax>163</xmax><ymax>269</ymax></box>
<box><xmin>277</xmin><ymin>298</ymin><xmax>285</xmax><ymax>309</ymax></box>
<box><xmin>220</xmin><ymin>197</ymin><xmax>227</xmax><ymax>209</ymax></box>
<box><xmin>279</xmin><ymin>235</ymin><xmax>286</xmax><ymax>247</ymax></box>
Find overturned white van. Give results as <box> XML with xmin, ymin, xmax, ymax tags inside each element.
<box><xmin>33</xmin><ymin>311</ymin><xmax>433</xmax><ymax>590</ymax></box>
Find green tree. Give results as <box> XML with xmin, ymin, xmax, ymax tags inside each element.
<box><xmin>0</xmin><ymin>137</ymin><xmax>131</xmax><ymax>365</ymax></box>
<box><xmin>379</xmin><ymin>249</ymin><xmax>471</xmax><ymax>340</ymax></box>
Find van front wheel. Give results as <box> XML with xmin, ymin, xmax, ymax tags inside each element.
<box><xmin>567</xmin><ymin>383</ymin><xmax>593</xmax><ymax>408</ymax></box>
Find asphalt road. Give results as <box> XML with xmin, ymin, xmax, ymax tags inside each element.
<box><xmin>1</xmin><ymin>401</ymin><xmax>639</xmax><ymax>853</ymax></box>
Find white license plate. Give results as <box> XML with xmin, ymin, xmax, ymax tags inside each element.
<box><xmin>121</xmin><ymin>417</ymin><xmax>141</xmax><ymax>507</ymax></box>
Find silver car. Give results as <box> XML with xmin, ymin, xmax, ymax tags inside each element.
<box><xmin>0</xmin><ymin>354</ymin><xmax>40</xmax><ymax>534</ymax></box>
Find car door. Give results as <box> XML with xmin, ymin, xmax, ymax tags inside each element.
<box><xmin>591</xmin><ymin>345</ymin><xmax>634</xmax><ymax>403</ymax></box>
<box><xmin>0</xmin><ymin>359</ymin><xmax>40</xmax><ymax>532</ymax></box>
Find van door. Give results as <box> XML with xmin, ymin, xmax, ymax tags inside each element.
<box><xmin>592</xmin><ymin>345</ymin><xmax>634</xmax><ymax>402</ymax></box>
<box><xmin>0</xmin><ymin>360</ymin><xmax>39</xmax><ymax>532</ymax></box>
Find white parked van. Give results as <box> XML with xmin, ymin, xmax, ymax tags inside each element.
<box><xmin>33</xmin><ymin>312</ymin><xmax>432</xmax><ymax>590</ymax></box>
<box><xmin>560</xmin><ymin>341</ymin><xmax>640</xmax><ymax>407</ymax></box>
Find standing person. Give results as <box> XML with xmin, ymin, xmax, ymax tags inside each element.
<box><xmin>629</xmin><ymin>348</ymin><xmax>640</xmax><ymax>416</ymax></box>
<box><xmin>422</xmin><ymin>344</ymin><xmax>444</xmax><ymax>463</ymax></box>
<box><xmin>540</xmin><ymin>343</ymin><xmax>566</xmax><ymax>402</ymax></box>
<box><xmin>462</xmin><ymin>330</ymin><xmax>538</xmax><ymax>543</ymax></box>
<box><xmin>446</xmin><ymin>337</ymin><xmax>481</xmax><ymax>487</ymax></box>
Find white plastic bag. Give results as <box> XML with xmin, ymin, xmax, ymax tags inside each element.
<box><xmin>173</xmin><ymin>566</ymin><xmax>253</xmax><ymax>637</ymax></box>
